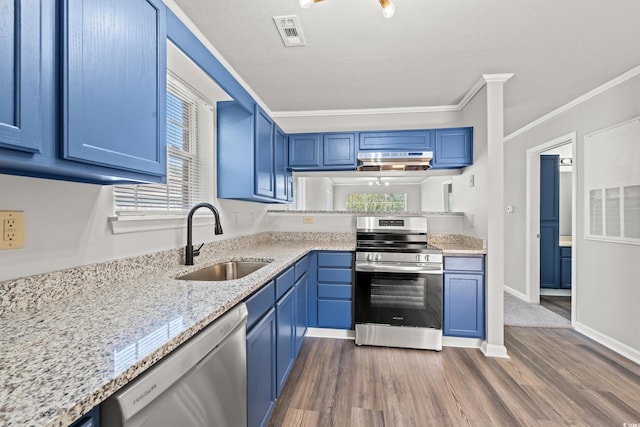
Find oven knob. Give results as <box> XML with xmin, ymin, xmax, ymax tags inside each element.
<box><xmin>367</xmin><ymin>254</ymin><xmax>373</xmax><ymax>262</ymax></box>
<box><xmin>375</xmin><ymin>253</ymin><xmax>382</xmax><ymax>261</ymax></box>
<box><xmin>425</xmin><ymin>254</ymin><xmax>430</xmax><ymax>262</ymax></box>
<box><xmin>416</xmin><ymin>255</ymin><xmax>421</xmax><ymax>261</ymax></box>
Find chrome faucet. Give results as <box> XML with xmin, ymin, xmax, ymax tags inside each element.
<box><xmin>185</xmin><ymin>202</ymin><xmax>223</xmax><ymax>265</ymax></box>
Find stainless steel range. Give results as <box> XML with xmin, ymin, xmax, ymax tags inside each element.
<box><xmin>354</xmin><ymin>216</ymin><xmax>443</xmax><ymax>350</ymax></box>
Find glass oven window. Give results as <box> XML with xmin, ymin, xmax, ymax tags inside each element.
<box><xmin>370</xmin><ymin>277</ymin><xmax>426</xmax><ymax>309</ymax></box>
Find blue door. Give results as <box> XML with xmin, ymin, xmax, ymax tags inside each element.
<box><xmin>275</xmin><ymin>288</ymin><xmax>295</xmax><ymax>396</ymax></box>
<box><xmin>289</xmin><ymin>134</ymin><xmax>321</xmax><ymax>168</ymax></box>
<box><xmin>323</xmin><ymin>133</ymin><xmax>356</xmax><ymax>167</ymax></box>
<box><xmin>432</xmin><ymin>128</ymin><xmax>473</xmax><ymax>168</ymax></box>
<box><xmin>274</xmin><ymin>125</ymin><xmax>288</xmax><ymax>201</ymax></box>
<box><xmin>246</xmin><ymin>308</ymin><xmax>276</xmax><ymax>427</ymax></box>
<box><xmin>540</xmin><ymin>155</ymin><xmax>560</xmax><ymax>287</ymax></box>
<box><xmin>443</xmin><ymin>273</ymin><xmax>485</xmax><ymax>338</ymax></box>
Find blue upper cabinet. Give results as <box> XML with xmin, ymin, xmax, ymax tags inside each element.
<box><xmin>289</xmin><ymin>134</ymin><xmax>321</xmax><ymax>168</ymax></box>
<box><xmin>0</xmin><ymin>0</ymin><xmax>167</xmax><ymax>184</ymax></box>
<box><xmin>431</xmin><ymin>127</ymin><xmax>473</xmax><ymax>169</ymax></box>
<box><xmin>217</xmin><ymin>102</ymin><xmax>289</xmax><ymax>203</ymax></box>
<box><xmin>254</xmin><ymin>105</ymin><xmax>275</xmax><ymax>198</ymax></box>
<box><xmin>62</xmin><ymin>0</ymin><xmax>166</xmax><ymax>178</ymax></box>
<box><xmin>323</xmin><ymin>133</ymin><xmax>356</xmax><ymax>167</ymax></box>
<box><xmin>274</xmin><ymin>125</ymin><xmax>288</xmax><ymax>201</ymax></box>
<box><xmin>289</xmin><ymin>132</ymin><xmax>356</xmax><ymax>170</ymax></box>
<box><xmin>358</xmin><ymin>130</ymin><xmax>433</xmax><ymax>151</ymax></box>
<box><xmin>0</xmin><ymin>0</ymin><xmax>41</xmax><ymax>153</ymax></box>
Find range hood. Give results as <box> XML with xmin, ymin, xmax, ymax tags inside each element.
<box><xmin>357</xmin><ymin>151</ymin><xmax>433</xmax><ymax>171</ymax></box>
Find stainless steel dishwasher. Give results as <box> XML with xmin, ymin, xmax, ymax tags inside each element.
<box><xmin>101</xmin><ymin>303</ymin><xmax>248</xmax><ymax>427</ymax></box>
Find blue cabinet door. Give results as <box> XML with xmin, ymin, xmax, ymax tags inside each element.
<box><xmin>294</xmin><ymin>274</ymin><xmax>308</xmax><ymax>356</ymax></box>
<box><xmin>443</xmin><ymin>273</ymin><xmax>485</xmax><ymax>338</ymax></box>
<box><xmin>323</xmin><ymin>133</ymin><xmax>356</xmax><ymax>167</ymax></box>
<box><xmin>289</xmin><ymin>134</ymin><xmax>321</xmax><ymax>168</ymax></box>
<box><xmin>307</xmin><ymin>252</ymin><xmax>318</xmax><ymax>328</ymax></box>
<box><xmin>358</xmin><ymin>130</ymin><xmax>433</xmax><ymax>151</ymax></box>
<box><xmin>0</xmin><ymin>0</ymin><xmax>41</xmax><ymax>153</ymax></box>
<box><xmin>247</xmin><ymin>308</ymin><xmax>276</xmax><ymax>427</ymax></box>
<box><xmin>274</xmin><ymin>125</ymin><xmax>288</xmax><ymax>201</ymax></box>
<box><xmin>560</xmin><ymin>248</ymin><xmax>572</xmax><ymax>289</ymax></box>
<box><xmin>317</xmin><ymin>300</ymin><xmax>352</xmax><ymax>329</ymax></box>
<box><xmin>254</xmin><ymin>105</ymin><xmax>275</xmax><ymax>198</ymax></box>
<box><xmin>276</xmin><ymin>287</ymin><xmax>295</xmax><ymax>397</ymax></box>
<box><xmin>432</xmin><ymin>128</ymin><xmax>473</xmax><ymax>169</ymax></box>
<box><xmin>62</xmin><ymin>0</ymin><xmax>166</xmax><ymax>178</ymax></box>
<box><xmin>540</xmin><ymin>155</ymin><xmax>560</xmax><ymax>221</ymax></box>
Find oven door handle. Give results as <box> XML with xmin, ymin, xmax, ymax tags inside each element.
<box><xmin>355</xmin><ymin>263</ymin><xmax>443</xmax><ymax>274</ymax></box>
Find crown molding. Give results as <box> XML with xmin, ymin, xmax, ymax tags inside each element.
<box><xmin>271</xmin><ymin>73</ymin><xmax>515</xmax><ymax>118</ymax></box>
<box><xmin>505</xmin><ymin>64</ymin><xmax>640</xmax><ymax>142</ymax></box>
<box><xmin>270</xmin><ymin>104</ymin><xmax>460</xmax><ymax>118</ymax></box>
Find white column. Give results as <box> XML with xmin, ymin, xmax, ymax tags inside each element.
<box><xmin>481</xmin><ymin>73</ymin><xmax>513</xmax><ymax>358</ymax></box>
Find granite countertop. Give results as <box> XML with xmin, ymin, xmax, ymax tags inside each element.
<box><xmin>0</xmin><ymin>234</ymin><xmax>353</xmax><ymax>427</ymax></box>
<box><xmin>0</xmin><ymin>231</ymin><xmax>484</xmax><ymax>426</ymax></box>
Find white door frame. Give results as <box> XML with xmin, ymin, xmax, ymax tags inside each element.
<box><xmin>525</xmin><ymin>132</ymin><xmax>577</xmax><ymax>323</ymax></box>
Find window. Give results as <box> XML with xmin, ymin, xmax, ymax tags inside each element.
<box><xmin>345</xmin><ymin>193</ymin><xmax>407</xmax><ymax>212</ymax></box>
<box><xmin>113</xmin><ymin>74</ymin><xmax>215</xmax><ymax>214</ymax></box>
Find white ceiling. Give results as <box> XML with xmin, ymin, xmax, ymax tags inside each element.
<box><xmin>171</xmin><ymin>0</ymin><xmax>640</xmax><ymax>135</ymax></box>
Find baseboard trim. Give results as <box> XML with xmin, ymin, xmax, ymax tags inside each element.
<box><xmin>540</xmin><ymin>289</ymin><xmax>571</xmax><ymax>296</ymax></box>
<box><xmin>504</xmin><ymin>286</ymin><xmax>528</xmax><ymax>301</ymax></box>
<box><xmin>443</xmin><ymin>336</ymin><xmax>483</xmax><ymax>349</ymax></box>
<box><xmin>573</xmin><ymin>322</ymin><xmax>640</xmax><ymax>365</ymax></box>
<box><xmin>305</xmin><ymin>327</ymin><xmax>355</xmax><ymax>340</ymax></box>
<box><xmin>481</xmin><ymin>342</ymin><xmax>510</xmax><ymax>359</ymax></box>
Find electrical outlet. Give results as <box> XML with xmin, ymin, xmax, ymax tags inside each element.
<box><xmin>1</xmin><ymin>211</ymin><xmax>24</xmax><ymax>250</ymax></box>
<box><xmin>303</xmin><ymin>216</ymin><xmax>314</xmax><ymax>224</ymax></box>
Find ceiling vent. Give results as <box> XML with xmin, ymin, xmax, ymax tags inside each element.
<box><xmin>273</xmin><ymin>15</ymin><xmax>306</xmax><ymax>47</ymax></box>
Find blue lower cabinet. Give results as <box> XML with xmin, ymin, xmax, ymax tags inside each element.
<box><xmin>246</xmin><ymin>308</ymin><xmax>276</xmax><ymax>427</ymax></box>
<box><xmin>307</xmin><ymin>252</ymin><xmax>319</xmax><ymax>328</ymax></box>
<box><xmin>443</xmin><ymin>256</ymin><xmax>485</xmax><ymax>339</ymax></box>
<box><xmin>315</xmin><ymin>251</ymin><xmax>353</xmax><ymax>330</ymax></box>
<box><xmin>560</xmin><ymin>247</ymin><xmax>572</xmax><ymax>289</ymax></box>
<box><xmin>276</xmin><ymin>287</ymin><xmax>295</xmax><ymax>397</ymax></box>
<box><xmin>443</xmin><ymin>273</ymin><xmax>485</xmax><ymax>339</ymax></box>
<box><xmin>70</xmin><ymin>406</ymin><xmax>99</xmax><ymax>427</ymax></box>
<box><xmin>294</xmin><ymin>274</ymin><xmax>308</xmax><ymax>356</ymax></box>
<box><xmin>317</xmin><ymin>300</ymin><xmax>352</xmax><ymax>329</ymax></box>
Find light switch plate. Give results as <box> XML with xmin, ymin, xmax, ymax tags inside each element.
<box><xmin>1</xmin><ymin>210</ymin><xmax>24</xmax><ymax>250</ymax></box>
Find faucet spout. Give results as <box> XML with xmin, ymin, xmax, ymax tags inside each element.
<box><xmin>185</xmin><ymin>203</ymin><xmax>223</xmax><ymax>265</ymax></box>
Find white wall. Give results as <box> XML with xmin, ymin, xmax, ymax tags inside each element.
<box><xmin>456</xmin><ymin>86</ymin><xmax>489</xmax><ymax>239</ymax></box>
<box><xmin>504</xmin><ymin>72</ymin><xmax>640</xmax><ymax>354</ymax></box>
<box><xmin>300</xmin><ymin>177</ymin><xmax>334</xmax><ymax>210</ymax></box>
<box><xmin>268</xmin><ymin>212</ymin><xmax>464</xmax><ymax>235</ymax></box>
<box><xmin>559</xmin><ymin>171</ymin><xmax>573</xmax><ymax>235</ymax></box>
<box><xmin>0</xmin><ymin>174</ymin><xmax>270</xmax><ymax>282</ymax></box>
<box><xmin>421</xmin><ymin>176</ymin><xmax>452</xmax><ymax>212</ymax></box>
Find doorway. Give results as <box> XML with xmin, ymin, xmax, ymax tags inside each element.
<box><xmin>524</xmin><ymin>132</ymin><xmax>577</xmax><ymax>324</ymax></box>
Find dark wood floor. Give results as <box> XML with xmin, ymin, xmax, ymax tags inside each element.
<box><xmin>540</xmin><ymin>295</ymin><xmax>572</xmax><ymax>320</ymax></box>
<box><xmin>268</xmin><ymin>327</ymin><xmax>640</xmax><ymax>426</ymax></box>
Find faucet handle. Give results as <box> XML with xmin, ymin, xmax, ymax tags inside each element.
<box><xmin>193</xmin><ymin>243</ymin><xmax>205</xmax><ymax>257</ymax></box>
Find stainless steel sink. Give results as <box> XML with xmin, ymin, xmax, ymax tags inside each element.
<box><xmin>176</xmin><ymin>260</ymin><xmax>270</xmax><ymax>281</ymax></box>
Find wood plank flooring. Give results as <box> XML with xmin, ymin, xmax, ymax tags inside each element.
<box><xmin>268</xmin><ymin>327</ymin><xmax>640</xmax><ymax>427</ymax></box>
<box><xmin>540</xmin><ymin>296</ymin><xmax>571</xmax><ymax>320</ymax></box>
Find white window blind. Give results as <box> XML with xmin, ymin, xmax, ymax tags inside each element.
<box><xmin>114</xmin><ymin>74</ymin><xmax>215</xmax><ymax>214</ymax></box>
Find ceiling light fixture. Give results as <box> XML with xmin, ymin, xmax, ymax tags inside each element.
<box><xmin>298</xmin><ymin>0</ymin><xmax>396</xmax><ymax>18</ymax></box>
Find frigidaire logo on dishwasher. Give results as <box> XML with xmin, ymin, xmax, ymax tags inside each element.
<box><xmin>133</xmin><ymin>383</ymin><xmax>157</xmax><ymax>405</ymax></box>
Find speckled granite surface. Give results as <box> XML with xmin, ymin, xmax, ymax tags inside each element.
<box><xmin>0</xmin><ymin>230</ymin><xmax>483</xmax><ymax>426</ymax></box>
<box><xmin>0</xmin><ymin>232</ymin><xmax>354</xmax><ymax>427</ymax></box>
<box><xmin>428</xmin><ymin>234</ymin><xmax>487</xmax><ymax>254</ymax></box>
